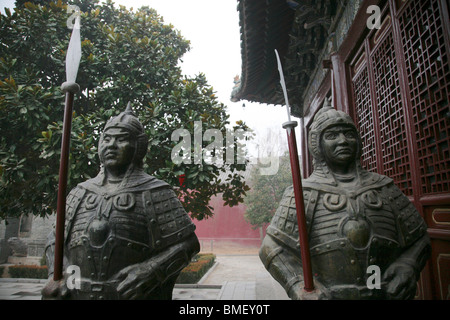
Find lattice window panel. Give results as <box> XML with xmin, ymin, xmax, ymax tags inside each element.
<box><xmin>399</xmin><ymin>0</ymin><xmax>450</xmax><ymax>194</ymax></box>
<box><xmin>351</xmin><ymin>64</ymin><xmax>378</xmax><ymax>172</ymax></box>
<box><xmin>371</xmin><ymin>30</ymin><xmax>413</xmax><ymax>196</ymax></box>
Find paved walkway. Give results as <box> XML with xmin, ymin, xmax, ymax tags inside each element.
<box><xmin>0</xmin><ymin>255</ymin><xmax>289</xmax><ymax>300</ymax></box>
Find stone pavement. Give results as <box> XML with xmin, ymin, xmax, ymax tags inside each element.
<box><xmin>199</xmin><ymin>255</ymin><xmax>289</xmax><ymax>300</ymax></box>
<box><xmin>0</xmin><ymin>255</ymin><xmax>289</xmax><ymax>300</ymax></box>
<box><xmin>0</xmin><ymin>278</ymin><xmax>45</xmax><ymax>300</ymax></box>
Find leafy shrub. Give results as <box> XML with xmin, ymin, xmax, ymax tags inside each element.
<box><xmin>8</xmin><ymin>265</ymin><xmax>48</xmax><ymax>279</ymax></box>
<box><xmin>176</xmin><ymin>253</ymin><xmax>216</xmax><ymax>284</ymax></box>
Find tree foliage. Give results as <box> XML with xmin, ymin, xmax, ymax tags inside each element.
<box><xmin>0</xmin><ymin>0</ymin><xmax>250</xmax><ymax>221</ymax></box>
<box><xmin>244</xmin><ymin>153</ymin><xmax>293</xmax><ymax>229</ymax></box>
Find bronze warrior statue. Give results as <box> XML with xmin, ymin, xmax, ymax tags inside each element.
<box><xmin>42</xmin><ymin>104</ymin><xmax>200</xmax><ymax>299</ymax></box>
<box><xmin>260</xmin><ymin>101</ymin><xmax>431</xmax><ymax>300</ymax></box>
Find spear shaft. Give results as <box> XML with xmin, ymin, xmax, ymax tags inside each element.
<box><xmin>275</xmin><ymin>50</ymin><xmax>314</xmax><ymax>292</ymax></box>
<box><xmin>54</xmin><ymin>85</ymin><xmax>78</xmax><ymax>281</ymax></box>
<box><xmin>53</xmin><ymin>16</ymin><xmax>81</xmax><ymax>281</ymax></box>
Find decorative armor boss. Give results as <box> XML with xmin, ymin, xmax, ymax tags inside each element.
<box><xmin>260</xmin><ymin>104</ymin><xmax>431</xmax><ymax>300</ymax></box>
<box><xmin>43</xmin><ymin>105</ymin><xmax>200</xmax><ymax>299</ymax></box>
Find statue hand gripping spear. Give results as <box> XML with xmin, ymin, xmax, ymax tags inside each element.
<box><xmin>275</xmin><ymin>49</ymin><xmax>314</xmax><ymax>292</ymax></box>
<box><xmin>53</xmin><ymin>15</ymin><xmax>81</xmax><ymax>282</ymax></box>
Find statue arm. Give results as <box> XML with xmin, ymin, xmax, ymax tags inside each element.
<box><xmin>113</xmin><ymin>233</ymin><xmax>200</xmax><ymax>299</ymax></box>
<box><xmin>381</xmin><ymin>184</ymin><xmax>431</xmax><ymax>299</ymax></box>
<box><xmin>144</xmin><ymin>233</ymin><xmax>200</xmax><ymax>284</ymax></box>
<box><xmin>44</xmin><ymin>186</ymin><xmax>82</xmax><ymax>279</ymax></box>
<box><xmin>43</xmin><ymin>228</ymin><xmax>57</xmax><ymax>278</ymax></box>
<box><xmin>390</xmin><ymin>184</ymin><xmax>431</xmax><ymax>279</ymax></box>
<box><xmin>382</xmin><ymin>233</ymin><xmax>430</xmax><ymax>299</ymax></box>
<box><xmin>260</xmin><ymin>234</ymin><xmax>323</xmax><ymax>299</ymax></box>
<box><xmin>41</xmin><ymin>227</ymin><xmax>72</xmax><ymax>299</ymax></box>
<box><xmin>394</xmin><ymin>233</ymin><xmax>431</xmax><ymax>279</ymax></box>
<box><xmin>260</xmin><ymin>235</ymin><xmax>302</xmax><ymax>294</ymax></box>
<box><xmin>42</xmin><ymin>186</ymin><xmax>85</xmax><ymax>299</ymax></box>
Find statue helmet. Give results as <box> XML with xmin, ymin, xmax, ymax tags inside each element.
<box><xmin>308</xmin><ymin>98</ymin><xmax>363</xmax><ymax>165</ymax></box>
<box><xmin>100</xmin><ymin>102</ymin><xmax>148</xmax><ymax>166</ymax></box>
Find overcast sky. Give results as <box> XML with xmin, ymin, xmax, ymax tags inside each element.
<box><xmin>0</xmin><ymin>0</ymin><xmax>299</xmax><ymax>158</ymax></box>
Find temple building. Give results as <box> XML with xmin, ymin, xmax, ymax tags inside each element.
<box><xmin>231</xmin><ymin>0</ymin><xmax>449</xmax><ymax>300</ymax></box>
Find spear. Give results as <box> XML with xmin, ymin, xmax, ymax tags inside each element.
<box><xmin>275</xmin><ymin>49</ymin><xmax>314</xmax><ymax>292</ymax></box>
<box><xmin>53</xmin><ymin>15</ymin><xmax>81</xmax><ymax>281</ymax></box>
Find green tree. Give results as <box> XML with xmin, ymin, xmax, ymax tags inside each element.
<box><xmin>0</xmin><ymin>0</ymin><xmax>250</xmax><ymax>221</ymax></box>
<box><xmin>244</xmin><ymin>152</ymin><xmax>293</xmax><ymax>230</ymax></box>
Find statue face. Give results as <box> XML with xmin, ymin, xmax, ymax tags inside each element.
<box><xmin>320</xmin><ymin>125</ymin><xmax>358</xmax><ymax>168</ymax></box>
<box><xmin>99</xmin><ymin>127</ymin><xmax>136</xmax><ymax>172</ymax></box>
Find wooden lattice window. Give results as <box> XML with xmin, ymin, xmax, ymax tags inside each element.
<box><xmin>371</xmin><ymin>24</ymin><xmax>413</xmax><ymax>196</ymax></box>
<box><xmin>399</xmin><ymin>0</ymin><xmax>450</xmax><ymax>194</ymax></box>
<box><xmin>348</xmin><ymin>0</ymin><xmax>449</xmax><ymax>197</ymax></box>
<box><xmin>350</xmin><ymin>53</ymin><xmax>378</xmax><ymax>172</ymax></box>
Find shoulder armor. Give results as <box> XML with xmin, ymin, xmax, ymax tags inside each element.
<box><xmin>144</xmin><ymin>186</ymin><xmax>196</xmax><ymax>251</ymax></box>
<box><xmin>64</xmin><ymin>186</ymin><xmax>86</xmax><ymax>243</ymax></box>
<box><xmin>382</xmin><ymin>183</ymin><xmax>428</xmax><ymax>247</ymax></box>
<box><xmin>266</xmin><ymin>186</ymin><xmax>318</xmax><ymax>251</ymax></box>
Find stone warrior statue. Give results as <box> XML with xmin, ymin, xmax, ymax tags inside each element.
<box><xmin>260</xmin><ymin>100</ymin><xmax>431</xmax><ymax>300</ymax></box>
<box><xmin>42</xmin><ymin>104</ymin><xmax>200</xmax><ymax>299</ymax></box>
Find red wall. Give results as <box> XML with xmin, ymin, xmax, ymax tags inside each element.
<box><xmin>193</xmin><ymin>195</ymin><xmax>262</xmax><ymax>246</ymax></box>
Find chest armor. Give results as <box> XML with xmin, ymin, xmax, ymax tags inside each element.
<box><xmin>267</xmin><ymin>181</ymin><xmax>425</xmax><ymax>288</ymax></box>
<box><xmin>64</xmin><ymin>185</ymin><xmax>195</xmax><ymax>282</ymax></box>
<box><xmin>307</xmin><ymin>186</ymin><xmax>401</xmax><ymax>287</ymax></box>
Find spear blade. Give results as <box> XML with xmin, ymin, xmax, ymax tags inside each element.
<box><xmin>274</xmin><ymin>49</ymin><xmax>291</xmax><ymax>122</ymax></box>
<box><xmin>65</xmin><ymin>16</ymin><xmax>81</xmax><ymax>83</ymax></box>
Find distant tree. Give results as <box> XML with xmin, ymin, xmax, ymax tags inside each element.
<box><xmin>244</xmin><ymin>151</ymin><xmax>293</xmax><ymax>231</ymax></box>
<box><xmin>0</xmin><ymin>0</ymin><xmax>250</xmax><ymax>221</ymax></box>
